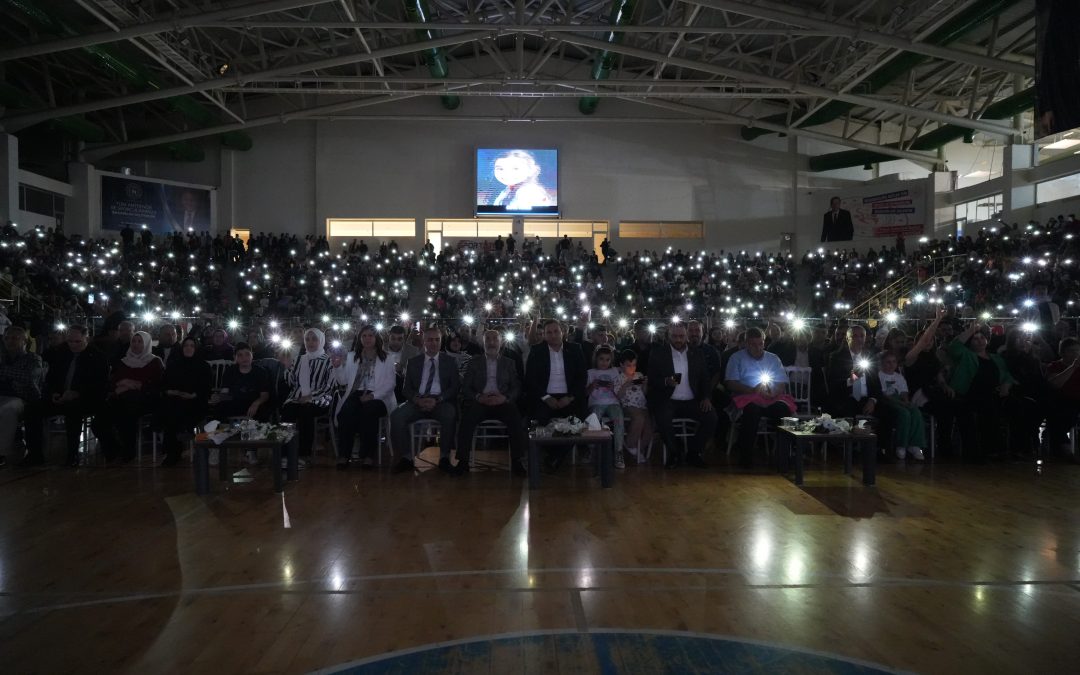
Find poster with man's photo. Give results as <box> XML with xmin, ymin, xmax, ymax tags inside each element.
<box><xmin>101</xmin><ymin>174</ymin><xmax>213</xmax><ymax>234</ymax></box>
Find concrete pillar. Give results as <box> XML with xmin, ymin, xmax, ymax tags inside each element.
<box><xmin>218</xmin><ymin>148</ymin><xmax>235</xmax><ymax>235</ymax></box>
<box><xmin>931</xmin><ymin>171</ymin><xmax>955</xmax><ymax>237</ymax></box>
<box><xmin>66</xmin><ymin>162</ymin><xmax>94</xmax><ymax>238</ymax></box>
<box><xmin>0</xmin><ymin>134</ymin><xmax>17</xmax><ymax>226</ymax></box>
<box><xmin>1002</xmin><ymin>144</ymin><xmax>1035</xmax><ymax>219</ymax></box>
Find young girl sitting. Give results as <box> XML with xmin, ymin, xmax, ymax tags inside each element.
<box><xmin>876</xmin><ymin>351</ymin><xmax>926</xmax><ymax>461</ymax></box>
<box><xmin>586</xmin><ymin>347</ymin><xmax>626</xmax><ymax>468</ymax></box>
<box><xmin>614</xmin><ymin>350</ymin><xmax>652</xmax><ymax>465</ymax></box>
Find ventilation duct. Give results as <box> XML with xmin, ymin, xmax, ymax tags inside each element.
<box><xmin>402</xmin><ymin>0</ymin><xmax>461</xmax><ymax>110</ymax></box>
<box><xmin>4</xmin><ymin>0</ymin><xmax>251</xmax><ymax>159</ymax></box>
<box><xmin>578</xmin><ymin>0</ymin><xmax>637</xmax><ymax>115</ymax></box>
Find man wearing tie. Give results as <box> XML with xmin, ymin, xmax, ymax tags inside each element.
<box><xmin>391</xmin><ymin>327</ymin><xmax>461</xmax><ymax>474</ymax></box>
<box><xmin>455</xmin><ymin>330</ymin><xmax>527</xmax><ymax>476</ymax></box>
<box><xmin>821</xmin><ymin>197</ymin><xmax>855</xmax><ymax>242</ymax></box>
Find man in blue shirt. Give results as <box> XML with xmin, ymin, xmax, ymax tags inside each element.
<box><xmin>724</xmin><ymin>328</ymin><xmax>790</xmax><ymax>468</ymax></box>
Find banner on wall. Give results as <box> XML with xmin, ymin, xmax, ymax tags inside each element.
<box><xmin>101</xmin><ymin>174</ymin><xmax>213</xmax><ymax>234</ymax></box>
<box><xmin>829</xmin><ymin>181</ymin><xmax>927</xmax><ymax>240</ymax></box>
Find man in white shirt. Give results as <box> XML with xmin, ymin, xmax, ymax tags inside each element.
<box><xmin>646</xmin><ymin>323</ymin><xmax>717</xmax><ymax>468</ymax></box>
<box><xmin>525</xmin><ymin>320</ymin><xmax>586</xmax><ymax>423</ymax></box>
<box><xmin>724</xmin><ymin>328</ymin><xmax>791</xmax><ymax>468</ymax></box>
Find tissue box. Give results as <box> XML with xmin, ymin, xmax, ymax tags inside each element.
<box><xmin>780</xmin><ymin>417</ymin><xmax>799</xmax><ymax>429</ymax></box>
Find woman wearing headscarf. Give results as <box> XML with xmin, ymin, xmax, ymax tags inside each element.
<box><xmin>157</xmin><ymin>337</ymin><xmax>211</xmax><ymax>466</ymax></box>
<box><xmin>280</xmin><ymin>328</ymin><xmax>334</xmax><ymax>468</ymax></box>
<box><xmin>92</xmin><ymin>330</ymin><xmax>164</xmax><ymax>462</ymax></box>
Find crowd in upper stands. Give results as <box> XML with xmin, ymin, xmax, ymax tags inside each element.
<box><xmin>1</xmin><ymin>213</ymin><xmax>1078</xmax><ymax>472</ymax></box>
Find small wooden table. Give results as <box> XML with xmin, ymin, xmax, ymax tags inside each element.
<box><xmin>776</xmin><ymin>427</ymin><xmax>877</xmax><ymax>486</ymax></box>
<box><xmin>192</xmin><ymin>433</ymin><xmax>299</xmax><ymax>494</ymax></box>
<box><xmin>528</xmin><ymin>430</ymin><xmax>614</xmax><ymax>489</ymax></box>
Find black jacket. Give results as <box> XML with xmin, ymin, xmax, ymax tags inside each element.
<box><xmin>646</xmin><ymin>343</ymin><xmax>711</xmax><ymax>406</ymax></box>
<box><xmin>44</xmin><ymin>345</ymin><xmax>110</xmax><ymax>404</ymax></box>
<box><xmin>821</xmin><ymin>208</ymin><xmax>855</xmax><ymax>242</ymax></box>
<box><xmin>402</xmin><ymin>352</ymin><xmax>461</xmax><ymax>404</ymax></box>
<box><xmin>524</xmin><ymin>342</ymin><xmax>587</xmax><ymax>409</ymax></box>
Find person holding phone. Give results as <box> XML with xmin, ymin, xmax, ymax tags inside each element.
<box><xmin>586</xmin><ymin>347</ymin><xmax>625</xmax><ymax>468</ymax></box>
<box><xmin>614</xmin><ymin>350</ymin><xmax>651</xmax><ymax>464</ymax></box>
<box><xmin>646</xmin><ymin>323</ymin><xmax>717</xmax><ymax>469</ymax></box>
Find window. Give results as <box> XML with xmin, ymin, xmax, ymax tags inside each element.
<box><xmin>522</xmin><ymin>219</ymin><xmax>607</xmax><ymax>238</ymax></box>
<box><xmin>619</xmin><ymin>221</ymin><xmax>703</xmax><ymax>238</ymax></box>
<box><xmin>326</xmin><ymin>218</ymin><xmax>416</xmax><ymax>238</ymax></box>
<box><xmin>17</xmin><ymin>183</ymin><xmax>65</xmax><ymax>220</ymax></box>
<box><xmin>426</xmin><ymin>219</ymin><xmax>513</xmax><ymax>239</ymax></box>
<box><xmin>1036</xmin><ymin>173</ymin><xmax>1080</xmax><ymax>204</ymax></box>
<box><xmin>953</xmin><ymin>194</ymin><xmax>1002</xmax><ymax>233</ymax></box>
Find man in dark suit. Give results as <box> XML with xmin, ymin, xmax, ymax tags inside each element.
<box><xmin>825</xmin><ymin>324</ymin><xmax>879</xmax><ymax>418</ymax></box>
<box><xmin>24</xmin><ymin>325</ymin><xmax>109</xmax><ymax>466</ymax></box>
<box><xmin>524</xmin><ymin>320</ymin><xmax>586</xmax><ymax>423</ymax></box>
<box><xmin>391</xmin><ymin>326</ymin><xmax>461</xmax><ymax>473</ymax></box>
<box><xmin>455</xmin><ymin>330</ymin><xmax>527</xmax><ymax>476</ymax></box>
<box><xmin>821</xmin><ymin>197</ymin><xmax>854</xmax><ymax>242</ymax></box>
<box><xmin>647</xmin><ymin>323</ymin><xmax>718</xmax><ymax>468</ymax></box>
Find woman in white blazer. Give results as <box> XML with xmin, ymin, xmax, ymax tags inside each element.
<box><xmin>331</xmin><ymin>325</ymin><xmax>398</xmax><ymax>469</ymax></box>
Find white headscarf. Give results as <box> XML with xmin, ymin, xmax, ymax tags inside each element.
<box><xmin>121</xmin><ymin>330</ymin><xmax>160</xmax><ymax>369</ymax></box>
<box><xmin>297</xmin><ymin>328</ymin><xmax>326</xmax><ymax>397</ymax></box>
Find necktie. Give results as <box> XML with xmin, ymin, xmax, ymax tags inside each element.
<box><xmin>423</xmin><ymin>357</ymin><xmax>436</xmax><ymax>395</ymax></box>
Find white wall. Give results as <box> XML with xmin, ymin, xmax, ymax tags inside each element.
<box><xmin>232</xmin><ymin>119</ymin><xmax>863</xmax><ymax>254</ymax></box>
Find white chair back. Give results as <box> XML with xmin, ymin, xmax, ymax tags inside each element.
<box><xmin>785</xmin><ymin>366</ymin><xmax>812</xmax><ymax>414</ymax></box>
<box><xmin>207</xmin><ymin>359</ymin><xmax>232</xmax><ymax>391</ymax></box>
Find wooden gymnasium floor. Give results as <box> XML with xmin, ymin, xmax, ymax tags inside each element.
<box><xmin>1</xmin><ymin>444</ymin><xmax>1078</xmax><ymax>675</ymax></box>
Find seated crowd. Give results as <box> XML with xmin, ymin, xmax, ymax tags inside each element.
<box><xmin>1</xmin><ymin>303</ymin><xmax>1078</xmax><ymax>473</ymax></box>
<box><xmin>1</xmin><ymin>216</ymin><xmax>1079</xmax><ymax>471</ymax></box>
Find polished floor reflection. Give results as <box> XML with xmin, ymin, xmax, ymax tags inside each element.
<box><xmin>0</xmin><ymin>453</ymin><xmax>1077</xmax><ymax>674</ymax></box>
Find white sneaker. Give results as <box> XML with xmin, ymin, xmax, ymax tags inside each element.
<box><xmin>614</xmin><ymin>450</ymin><xmax>626</xmax><ymax>470</ymax></box>
<box><xmin>245</xmin><ymin>450</ymin><xmax>259</xmax><ymax>466</ymax></box>
<box><xmin>281</xmin><ymin>457</ymin><xmax>309</xmax><ymax>470</ymax></box>
<box><xmin>625</xmin><ymin>445</ymin><xmax>639</xmax><ymax>459</ymax></box>
<box><xmin>895</xmin><ymin>447</ymin><xmax>907</xmax><ymax>460</ymax></box>
<box><xmin>209</xmin><ymin>448</ymin><xmax>219</xmax><ymax>466</ymax></box>
<box><xmin>908</xmin><ymin>446</ymin><xmax>925</xmax><ymax>461</ymax></box>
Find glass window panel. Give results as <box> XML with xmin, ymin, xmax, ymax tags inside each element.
<box><xmin>524</xmin><ymin>221</ymin><xmax>559</xmax><ymax>238</ymax></box>
<box><xmin>1036</xmin><ymin>173</ymin><xmax>1080</xmax><ymax>204</ymax></box>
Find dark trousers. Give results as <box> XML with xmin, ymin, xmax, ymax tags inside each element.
<box><xmin>654</xmin><ymin>398</ymin><xmax>718</xmax><ymax>459</ymax></box>
<box><xmin>209</xmin><ymin>399</ymin><xmax>271</xmax><ymax>422</ymax></box>
<box><xmin>943</xmin><ymin>395</ymin><xmax>1004</xmax><ymax>460</ymax></box>
<box><xmin>457</xmin><ymin>402</ymin><xmax>526</xmax><ymax>465</ymax></box>
<box><xmin>734</xmin><ymin>401</ymin><xmax>790</xmax><ymax>465</ymax></box>
<box><xmin>281</xmin><ymin>401</ymin><xmax>329</xmax><ymax>457</ymax></box>
<box><xmin>390</xmin><ymin>401</ymin><xmax>457</xmax><ymax>459</ymax></box>
<box><xmin>91</xmin><ymin>394</ymin><xmax>156</xmax><ymax>461</ymax></box>
<box><xmin>529</xmin><ymin>395</ymin><xmax>586</xmax><ymax>425</ymax></box>
<box><xmin>155</xmin><ymin>398</ymin><xmax>206</xmax><ymax>459</ymax></box>
<box><xmin>25</xmin><ymin>399</ymin><xmax>95</xmax><ymax>463</ymax></box>
<box><xmin>335</xmin><ymin>394</ymin><xmax>387</xmax><ymax>460</ymax></box>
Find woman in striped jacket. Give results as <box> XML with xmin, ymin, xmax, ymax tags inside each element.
<box><xmin>281</xmin><ymin>328</ymin><xmax>334</xmax><ymax>468</ymax></box>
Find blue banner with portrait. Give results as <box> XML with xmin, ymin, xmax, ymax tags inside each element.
<box><xmin>101</xmin><ymin>174</ymin><xmax>213</xmax><ymax>234</ymax></box>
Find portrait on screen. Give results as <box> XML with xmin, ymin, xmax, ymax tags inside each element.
<box><xmin>476</xmin><ymin>148</ymin><xmax>559</xmax><ymax>216</ymax></box>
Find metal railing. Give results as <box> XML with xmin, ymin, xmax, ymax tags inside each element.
<box><xmin>845</xmin><ymin>253</ymin><xmax>968</xmax><ymax>321</ymax></box>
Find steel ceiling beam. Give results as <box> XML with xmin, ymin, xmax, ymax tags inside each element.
<box><xmin>625</xmin><ymin>97</ymin><xmax>940</xmax><ymax>166</ymax></box>
<box><xmin>679</xmin><ymin>0</ymin><xmax>1033</xmax><ymax>77</ymax></box>
<box><xmin>556</xmin><ymin>33</ymin><xmax>1017</xmax><ymax>137</ymax></box>
<box><xmin>0</xmin><ymin>0</ymin><xmax>340</xmax><ymax>62</ymax></box>
<box><xmin>171</xmin><ymin>21</ymin><xmax>838</xmax><ymax>36</ymax></box>
<box><xmin>81</xmin><ymin>88</ymin><xmax>436</xmax><ymax>160</ymax></box>
<box><xmin>0</xmin><ymin>30</ymin><xmax>493</xmax><ymax>132</ymax></box>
